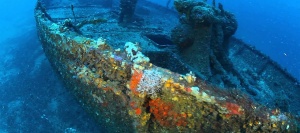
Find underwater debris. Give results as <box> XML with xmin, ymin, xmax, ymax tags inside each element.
<box><xmin>119</xmin><ymin>0</ymin><xmax>138</xmax><ymax>23</ymax></box>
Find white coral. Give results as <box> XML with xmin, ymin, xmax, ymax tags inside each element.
<box><xmin>137</xmin><ymin>69</ymin><xmax>162</xmax><ymax>96</ymax></box>
<box><xmin>124</xmin><ymin>42</ymin><xmax>150</xmax><ymax>70</ymax></box>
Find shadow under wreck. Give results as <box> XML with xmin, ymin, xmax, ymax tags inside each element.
<box><xmin>35</xmin><ymin>0</ymin><xmax>300</xmax><ymax>132</ymax></box>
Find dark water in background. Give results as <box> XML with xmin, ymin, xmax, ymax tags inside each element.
<box><xmin>0</xmin><ymin>0</ymin><xmax>299</xmax><ymax>132</ymax></box>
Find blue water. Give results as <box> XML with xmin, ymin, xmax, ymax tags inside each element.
<box><xmin>0</xmin><ymin>0</ymin><xmax>299</xmax><ymax>132</ymax></box>
<box><xmin>0</xmin><ymin>0</ymin><xmax>101</xmax><ymax>132</ymax></box>
<box><xmin>223</xmin><ymin>0</ymin><xmax>300</xmax><ymax>80</ymax></box>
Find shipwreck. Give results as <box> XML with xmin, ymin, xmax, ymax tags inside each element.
<box><xmin>35</xmin><ymin>0</ymin><xmax>300</xmax><ymax>132</ymax></box>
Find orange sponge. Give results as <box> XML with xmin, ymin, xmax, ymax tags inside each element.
<box><xmin>130</xmin><ymin>70</ymin><xmax>143</xmax><ymax>94</ymax></box>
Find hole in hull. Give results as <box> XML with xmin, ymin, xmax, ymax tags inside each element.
<box><xmin>145</xmin><ymin>34</ymin><xmax>175</xmax><ymax>48</ymax></box>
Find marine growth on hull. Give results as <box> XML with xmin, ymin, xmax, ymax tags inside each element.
<box><xmin>35</xmin><ymin>0</ymin><xmax>300</xmax><ymax>132</ymax></box>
